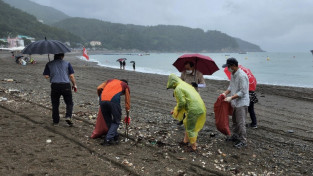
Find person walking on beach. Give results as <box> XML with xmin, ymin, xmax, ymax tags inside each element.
<box><xmin>177</xmin><ymin>61</ymin><xmax>206</xmax><ymax>126</ymax></box>
<box><xmin>122</xmin><ymin>60</ymin><xmax>126</xmax><ymax>70</ymax></box>
<box><xmin>221</xmin><ymin>58</ymin><xmax>249</xmax><ymax>148</ymax></box>
<box><xmin>97</xmin><ymin>79</ymin><xmax>130</xmax><ymax>145</ymax></box>
<box><xmin>43</xmin><ymin>53</ymin><xmax>77</xmax><ymax>126</ymax></box>
<box><xmin>167</xmin><ymin>74</ymin><xmax>206</xmax><ymax>152</ymax></box>
<box><xmin>131</xmin><ymin>61</ymin><xmax>136</xmax><ymax>71</ymax></box>
<box><xmin>119</xmin><ymin>61</ymin><xmax>123</xmax><ymax>69</ymax></box>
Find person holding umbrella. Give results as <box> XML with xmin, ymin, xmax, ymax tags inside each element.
<box><xmin>130</xmin><ymin>61</ymin><xmax>136</xmax><ymax>71</ymax></box>
<box><xmin>221</xmin><ymin>58</ymin><xmax>249</xmax><ymax>148</ymax></box>
<box><xmin>173</xmin><ymin>54</ymin><xmax>219</xmax><ymax>126</ymax></box>
<box><xmin>180</xmin><ymin>61</ymin><xmax>206</xmax><ymax>90</ymax></box>
<box><xmin>167</xmin><ymin>74</ymin><xmax>206</xmax><ymax>152</ymax></box>
<box><xmin>43</xmin><ymin>53</ymin><xmax>77</xmax><ymax>126</ymax></box>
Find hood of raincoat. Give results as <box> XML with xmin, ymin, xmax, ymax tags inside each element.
<box><xmin>167</xmin><ymin>74</ymin><xmax>181</xmax><ymax>89</ymax></box>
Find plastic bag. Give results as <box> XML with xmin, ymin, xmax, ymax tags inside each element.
<box><xmin>90</xmin><ymin>107</ymin><xmax>108</xmax><ymax>139</ymax></box>
<box><xmin>214</xmin><ymin>94</ymin><xmax>233</xmax><ymax>136</ymax></box>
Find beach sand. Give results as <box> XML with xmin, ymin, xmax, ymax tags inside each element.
<box><xmin>0</xmin><ymin>51</ymin><xmax>312</xmax><ymax>175</ymax></box>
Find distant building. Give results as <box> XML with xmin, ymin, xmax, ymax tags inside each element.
<box><xmin>5</xmin><ymin>35</ymin><xmax>35</xmax><ymax>48</ymax></box>
<box><xmin>7</xmin><ymin>37</ymin><xmax>24</xmax><ymax>48</ymax></box>
<box><xmin>18</xmin><ymin>35</ymin><xmax>35</xmax><ymax>42</ymax></box>
<box><xmin>90</xmin><ymin>41</ymin><xmax>102</xmax><ymax>47</ymax></box>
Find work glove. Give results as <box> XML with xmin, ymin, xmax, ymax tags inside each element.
<box><xmin>224</xmin><ymin>97</ymin><xmax>232</xmax><ymax>102</ymax></box>
<box><xmin>72</xmin><ymin>85</ymin><xmax>77</xmax><ymax>92</ymax></box>
<box><xmin>191</xmin><ymin>82</ymin><xmax>198</xmax><ymax>88</ymax></box>
<box><xmin>124</xmin><ymin>116</ymin><xmax>131</xmax><ymax>125</ymax></box>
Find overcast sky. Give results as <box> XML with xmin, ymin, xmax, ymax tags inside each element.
<box><xmin>30</xmin><ymin>0</ymin><xmax>313</xmax><ymax>52</ymax></box>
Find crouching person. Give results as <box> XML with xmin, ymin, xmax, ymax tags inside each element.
<box><xmin>97</xmin><ymin>79</ymin><xmax>130</xmax><ymax>145</ymax></box>
<box><xmin>167</xmin><ymin>74</ymin><xmax>206</xmax><ymax>152</ymax></box>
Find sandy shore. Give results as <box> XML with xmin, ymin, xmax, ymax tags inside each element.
<box><xmin>0</xmin><ymin>51</ymin><xmax>313</xmax><ymax>175</ymax></box>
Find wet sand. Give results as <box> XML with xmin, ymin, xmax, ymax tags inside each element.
<box><xmin>0</xmin><ymin>52</ymin><xmax>312</xmax><ymax>175</ymax></box>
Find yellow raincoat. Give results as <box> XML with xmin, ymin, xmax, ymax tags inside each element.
<box><xmin>167</xmin><ymin>74</ymin><xmax>206</xmax><ymax>144</ymax></box>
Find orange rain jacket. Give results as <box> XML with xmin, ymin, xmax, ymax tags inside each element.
<box><xmin>97</xmin><ymin>79</ymin><xmax>130</xmax><ymax>111</ymax></box>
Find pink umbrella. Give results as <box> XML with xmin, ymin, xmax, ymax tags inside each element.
<box><xmin>224</xmin><ymin>65</ymin><xmax>257</xmax><ymax>91</ymax></box>
<box><xmin>173</xmin><ymin>54</ymin><xmax>219</xmax><ymax>75</ymax></box>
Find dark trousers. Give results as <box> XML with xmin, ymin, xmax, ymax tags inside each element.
<box><xmin>248</xmin><ymin>101</ymin><xmax>257</xmax><ymax>126</ymax></box>
<box><xmin>51</xmin><ymin>83</ymin><xmax>73</xmax><ymax>123</ymax></box>
<box><xmin>100</xmin><ymin>101</ymin><xmax>121</xmax><ymax>141</ymax></box>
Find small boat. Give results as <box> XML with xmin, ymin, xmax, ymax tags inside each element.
<box><xmin>239</xmin><ymin>51</ymin><xmax>247</xmax><ymax>54</ymax></box>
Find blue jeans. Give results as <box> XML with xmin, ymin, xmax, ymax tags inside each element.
<box><xmin>100</xmin><ymin>101</ymin><xmax>121</xmax><ymax>141</ymax></box>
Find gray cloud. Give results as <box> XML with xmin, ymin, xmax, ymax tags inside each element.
<box><xmin>31</xmin><ymin>0</ymin><xmax>313</xmax><ymax>52</ymax></box>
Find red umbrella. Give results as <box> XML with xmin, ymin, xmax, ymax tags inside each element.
<box><xmin>173</xmin><ymin>54</ymin><xmax>219</xmax><ymax>75</ymax></box>
<box><xmin>224</xmin><ymin>65</ymin><xmax>257</xmax><ymax>91</ymax></box>
<box><xmin>116</xmin><ymin>58</ymin><xmax>127</xmax><ymax>62</ymax></box>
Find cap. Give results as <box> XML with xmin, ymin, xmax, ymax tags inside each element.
<box><xmin>222</xmin><ymin>58</ymin><xmax>238</xmax><ymax>68</ymax></box>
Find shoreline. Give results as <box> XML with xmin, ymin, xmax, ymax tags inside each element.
<box><xmin>78</xmin><ymin>52</ymin><xmax>313</xmax><ymax>89</ymax></box>
<box><xmin>75</xmin><ymin>54</ymin><xmax>313</xmax><ymax>102</ymax></box>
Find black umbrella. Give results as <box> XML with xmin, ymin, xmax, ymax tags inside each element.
<box><xmin>22</xmin><ymin>37</ymin><xmax>71</xmax><ymax>61</ymax></box>
<box><xmin>130</xmin><ymin>61</ymin><xmax>135</xmax><ymax>64</ymax></box>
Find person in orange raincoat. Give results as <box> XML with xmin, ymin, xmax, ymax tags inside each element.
<box><xmin>167</xmin><ymin>74</ymin><xmax>206</xmax><ymax>151</ymax></box>
<box><xmin>97</xmin><ymin>79</ymin><xmax>130</xmax><ymax>145</ymax></box>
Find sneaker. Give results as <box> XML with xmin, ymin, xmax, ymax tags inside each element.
<box><xmin>177</xmin><ymin>120</ymin><xmax>183</xmax><ymax>126</ymax></box>
<box><xmin>65</xmin><ymin>117</ymin><xmax>73</xmax><ymax>127</ymax></box>
<box><xmin>114</xmin><ymin>135</ymin><xmax>119</xmax><ymax>143</ymax></box>
<box><xmin>52</xmin><ymin>123</ymin><xmax>59</xmax><ymax>126</ymax></box>
<box><xmin>233</xmin><ymin>141</ymin><xmax>247</xmax><ymax>148</ymax></box>
<box><xmin>225</xmin><ymin>135</ymin><xmax>239</xmax><ymax>142</ymax></box>
<box><xmin>246</xmin><ymin>123</ymin><xmax>258</xmax><ymax>129</ymax></box>
<box><xmin>102</xmin><ymin>139</ymin><xmax>117</xmax><ymax>146</ymax></box>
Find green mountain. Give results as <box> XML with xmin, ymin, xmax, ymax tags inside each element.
<box><xmin>3</xmin><ymin>0</ymin><xmax>69</xmax><ymax>25</ymax></box>
<box><xmin>0</xmin><ymin>0</ymin><xmax>81</xmax><ymax>44</ymax></box>
<box><xmin>235</xmin><ymin>38</ymin><xmax>263</xmax><ymax>52</ymax></box>
<box><xmin>3</xmin><ymin>0</ymin><xmax>263</xmax><ymax>52</ymax></box>
<box><xmin>53</xmin><ymin>17</ymin><xmax>254</xmax><ymax>52</ymax></box>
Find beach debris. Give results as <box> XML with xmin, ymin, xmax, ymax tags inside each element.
<box><xmin>5</xmin><ymin>89</ymin><xmax>20</xmax><ymax>94</ymax></box>
<box><xmin>46</xmin><ymin>139</ymin><xmax>52</xmax><ymax>143</ymax></box>
<box><xmin>3</xmin><ymin>79</ymin><xmax>14</xmax><ymax>82</ymax></box>
<box><xmin>230</xmin><ymin>168</ymin><xmax>240</xmax><ymax>174</ymax></box>
<box><xmin>166</xmin><ymin>167</ymin><xmax>173</xmax><ymax>172</ymax></box>
<box><xmin>287</xmin><ymin>130</ymin><xmax>294</xmax><ymax>133</ymax></box>
<box><xmin>0</xmin><ymin>97</ymin><xmax>8</xmax><ymax>102</ymax></box>
<box><xmin>210</xmin><ymin>133</ymin><xmax>216</xmax><ymax>137</ymax></box>
<box><xmin>177</xmin><ymin>170</ymin><xmax>186</xmax><ymax>175</ymax></box>
<box><xmin>121</xmin><ymin>159</ymin><xmax>133</xmax><ymax>167</ymax></box>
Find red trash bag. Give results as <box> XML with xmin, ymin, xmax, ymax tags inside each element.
<box><xmin>214</xmin><ymin>94</ymin><xmax>233</xmax><ymax>136</ymax></box>
<box><xmin>90</xmin><ymin>107</ymin><xmax>108</xmax><ymax>139</ymax></box>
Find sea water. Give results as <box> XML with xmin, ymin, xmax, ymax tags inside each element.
<box><xmin>80</xmin><ymin>52</ymin><xmax>313</xmax><ymax>88</ymax></box>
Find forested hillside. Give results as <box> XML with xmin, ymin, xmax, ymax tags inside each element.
<box><xmin>3</xmin><ymin>0</ymin><xmax>69</xmax><ymax>24</ymax></box>
<box><xmin>54</xmin><ymin>17</ymin><xmax>245</xmax><ymax>52</ymax></box>
<box><xmin>2</xmin><ymin>0</ymin><xmax>263</xmax><ymax>52</ymax></box>
<box><xmin>0</xmin><ymin>0</ymin><xmax>81</xmax><ymax>45</ymax></box>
